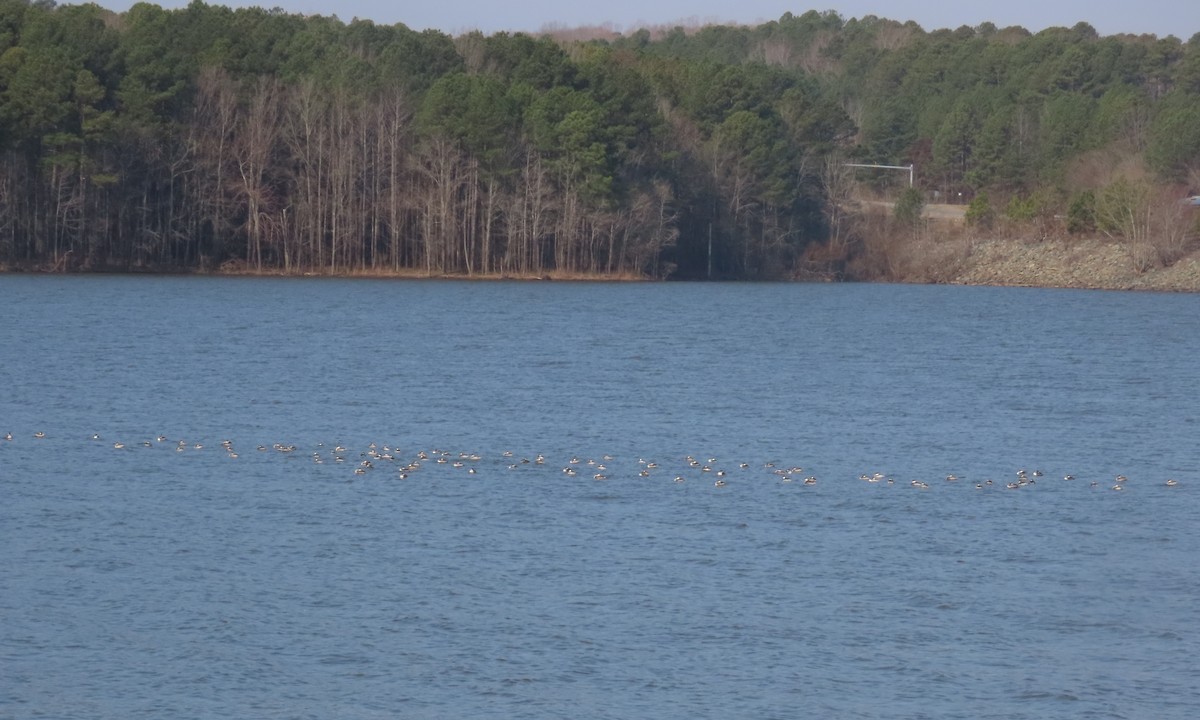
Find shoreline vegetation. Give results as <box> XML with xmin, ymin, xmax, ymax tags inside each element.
<box><xmin>6</xmin><ymin>226</ymin><xmax>1200</xmax><ymax>292</ymax></box>
<box><xmin>1</xmin><ymin>3</ymin><xmax>1198</xmax><ymax>284</ymax></box>
<box><xmin>9</xmin><ymin>194</ymin><xmax>1199</xmax><ymax>292</ymax></box>
<box><xmin>0</xmin><ymin>260</ymin><xmax>645</xmax><ymax>283</ymax></box>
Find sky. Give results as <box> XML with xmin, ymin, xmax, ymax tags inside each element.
<box><xmin>105</xmin><ymin>0</ymin><xmax>1200</xmax><ymax>39</ymax></box>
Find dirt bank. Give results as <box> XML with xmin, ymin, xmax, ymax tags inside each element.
<box><xmin>859</xmin><ymin>200</ymin><xmax>968</xmax><ymax>222</ymax></box>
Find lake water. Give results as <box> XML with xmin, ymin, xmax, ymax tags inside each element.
<box><xmin>2</xmin><ymin>276</ymin><xmax>1199</xmax><ymax>719</ymax></box>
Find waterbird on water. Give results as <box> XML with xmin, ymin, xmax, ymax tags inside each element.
<box><xmin>6</xmin><ymin>431</ymin><xmax>1194</xmax><ymax>499</ymax></box>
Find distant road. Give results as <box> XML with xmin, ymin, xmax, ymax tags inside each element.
<box><xmin>859</xmin><ymin>200</ymin><xmax>967</xmax><ymax>222</ymax></box>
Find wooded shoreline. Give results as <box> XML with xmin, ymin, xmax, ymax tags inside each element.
<box><xmin>2</xmin><ymin>3</ymin><xmax>1198</xmax><ymax>281</ymax></box>
<box><xmin>6</xmin><ymin>235</ymin><xmax>1200</xmax><ymax>292</ymax></box>
<box><xmin>0</xmin><ymin>258</ymin><xmax>645</xmax><ymax>281</ymax></box>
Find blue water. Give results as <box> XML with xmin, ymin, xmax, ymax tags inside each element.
<box><xmin>2</xmin><ymin>276</ymin><xmax>1199</xmax><ymax>719</ymax></box>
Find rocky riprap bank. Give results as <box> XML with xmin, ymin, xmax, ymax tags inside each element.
<box><xmin>904</xmin><ymin>236</ymin><xmax>1200</xmax><ymax>292</ymax></box>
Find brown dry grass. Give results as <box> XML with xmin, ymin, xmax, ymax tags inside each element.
<box><xmin>212</xmin><ymin>263</ymin><xmax>646</xmax><ymax>282</ymax></box>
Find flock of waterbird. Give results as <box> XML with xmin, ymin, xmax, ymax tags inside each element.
<box><xmin>2</xmin><ymin>430</ymin><xmax>1185</xmax><ymax>491</ymax></box>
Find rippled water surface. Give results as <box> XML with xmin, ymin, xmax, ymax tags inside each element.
<box><xmin>3</xmin><ymin>276</ymin><xmax>1199</xmax><ymax>719</ymax></box>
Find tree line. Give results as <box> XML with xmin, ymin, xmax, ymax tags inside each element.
<box><xmin>1</xmin><ymin>2</ymin><xmax>1197</xmax><ymax>278</ymax></box>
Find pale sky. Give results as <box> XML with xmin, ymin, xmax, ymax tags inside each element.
<box><xmin>106</xmin><ymin>0</ymin><xmax>1199</xmax><ymax>39</ymax></box>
